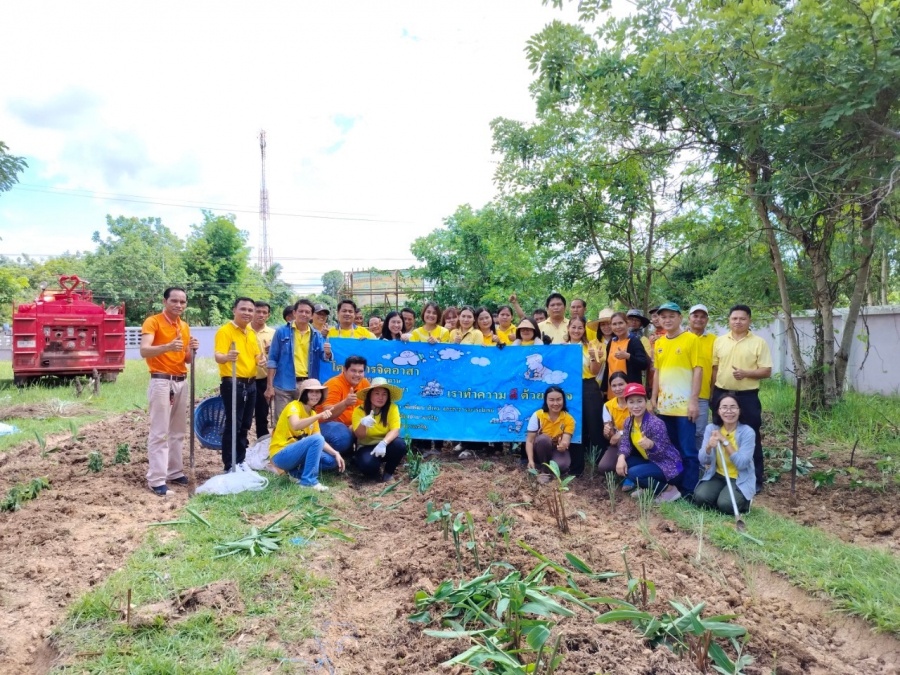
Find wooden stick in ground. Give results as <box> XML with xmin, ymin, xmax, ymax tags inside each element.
<box><xmin>126</xmin><ymin>588</ymin><xmax>131</xmax><ymax>625</ymax></box>
<box><xmin>188</xmin><ymin>347</ymin><xmax>197</xmax><ymax>496</ymax></box>
<box><xmin>790</xmin><ymin>375</ymin><xmax>802</xmax><ymax>495</ymax></box>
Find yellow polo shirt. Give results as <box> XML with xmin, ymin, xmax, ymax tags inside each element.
<box><xmin>292</xmin><ymin>324</ymin><xmax>312</xmax><ymax>378</ymax></box>
<box><xmin>716</xmin><ymin>427</ymin><xmax>739</xmax><ymax>479</ymax></box>
<box><xmin>270</xmin><ymin>401</ymin><xmax>320</xmax><ymax>458</ymax></box>
<box><xmin>352</xmin><ymin>403</ymin><xmax>401</xmax><ymax>444</ymax></box>
<box><xmin>450</xmin><ymin>328</ymin><xmax>479</xmax><ymax>345</ymax></box>
<box><xmin>630</xmin><ymin>417</ymin><xmax>649</xmax><ymax>460</ymax></box>
<box><xmin>712</xmin><ymin>331</ymin><xmax>773</xmax><ymax>391</ymax></box>
<box><xmin>654</xmin><ymin>330</ymin><xmax>699</xmax><ymax>416</ymax></box>
<box><xmin>409</xmin><ymin>326</ymin><xmax>450</xmax><ymax>343</ymax></box>
<box><xmin>215</xmin><ymin>322</ymin><xmax>262</xmax><ymax>379</ymax></box>
<box><xmin>497</xmin><ymin>324</ymin><xmax>517</xmax><ymax>343</ymax></box>
<box><xmin>252</xmin><ymin>324</ymin><xmax>276</xmax><ymax>379</ymax></box>
<box><xmin>581</xmin><ymin>339</ymin><xmax>605</xmax><ymax>379</ymax></box>
<box><xmin>692</xmin><ymin>333</ymin><xmax>716</xmax><ymax>399</ymax></box>
<box><xmin>538</xmin><ymin>318</ymin><xmax>569</xmax><ymax>345</ymax></box>
<box><xmin>328</xmin><ymin>325</ymin><xmax>375</xmax><ymax>339</ymax></box>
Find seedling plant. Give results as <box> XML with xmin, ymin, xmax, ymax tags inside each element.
<box><xmin>87</xmin><ymin>451</ymin><xmax>104</xmax><ymax>473</ymax></box>
<box><xmin>543</xmin><ymin>460</ymin><xmax>573</xmax><ymax>534</ymax></box>
<box><xmin>604</xmin><ymin>472</ymin><xmax>618</xmax><ymax>512</ymax></box>
<box><xmin>426</xmin><ymin>501</ymin><xmax>453</xmax><ymax>540</ymax></box>
<box><xmin>113</xmin><ymin>443</ymin><xmax>131</xmax><ymax>465</ymax></box>
<box><xmin>1</xmin><ymin>477</ymin><xmax>50</xmax><ymax>513</ymax></box>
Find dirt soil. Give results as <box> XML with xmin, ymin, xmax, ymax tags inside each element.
<box><xmin>0</xmin><ymin>408</ymin><xmax>226</xmax><ymax>674</ymax></box>
<box><xmin>296</xmin><ymin>459</ymin><xmax>900</xmax><ymax>675</ymax></box>
<box><xmin>755</xmin><ymin>449</ymin><xmax>900</xmax><ymax>552</ymax></box>
<box><xmin>2</xmin><ymin>411</ymin><xmax>899</xmax><ymax>675</ymax></box>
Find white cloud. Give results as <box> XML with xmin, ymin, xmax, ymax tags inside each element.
<box><xmin>382</xmin><ymin>353</ymin><xmax>392</xmax><ymax>360</ymax></box>
<box><xmin>542</xmin><ymin>370</ymin><xmax>569</xmax><ymax>385</ymax></box>
<box><xmin>470</xmin><ymin>356</ymin><xmax>491</xmax><ymax>367</ymax></box>
<box><xmin>392</xmin><ymin>350</ymin><xmax>420</xmax><ymax>366</ymax></box>
<box><xmin>438</xmin><ymin>348</ymin><xmax>463</xmax><ymax>360</ymax></box>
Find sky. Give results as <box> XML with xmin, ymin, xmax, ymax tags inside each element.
<box><xmin>0</xmin><ymin>1</ymin><xmax>586</xmax><ymax>295</ymax></box>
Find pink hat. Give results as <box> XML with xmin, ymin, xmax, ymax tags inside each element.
<box><xmin>623</xmin><ymin>383</ymin><xmax>647</xmax><ymax>399</ymax></box>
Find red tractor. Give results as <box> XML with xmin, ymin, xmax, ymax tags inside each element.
<box><xmin>11</xmin><ymin>275</ymin><xmax>125</xmax><ymax>386</ymax></box>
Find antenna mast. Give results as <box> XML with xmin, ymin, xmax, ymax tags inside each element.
<box><xmin>257</xmin><ymin>129</ymin><xmax>273</xmax><ymax>270</ymax></box>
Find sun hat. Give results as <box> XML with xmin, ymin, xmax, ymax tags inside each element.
<box><xmin>623</xmin><ymin>382</ymin><xmax>647</xmax><ymax>399</ymax></box>
<box><xmin>689</xmin><ymin>304</ymin><xmax>709</xmax><ymax>315</ymax></box>
<box><xmin>587</xmin><ymin>307</ymin><xmax>615</xmax><ymax>331</ymax></box>
<box><xmin>355</xmin><ymin>377</ymin><xmax>404</xmax><ymax>403</ymax></box>
<box><xmin>515</xmin><ymin>318</ymin><xmax>541</xmax><ymax>341</ymax></box>
<box><xmin>297</xmin><ymin>379</ymin><xmax>328</xmax><ymax>395</ymax></box>
<box><xmin>313</xmin><ymin>304</ymin><xmax>330</xmax><ymax>314</ymax></box>
<box><xmin>657</xmin><ymin>301</ymin><xmax>682</xmax><ymax>314</ymax></box>
<box><xmin>625</xmin><ymin>309</ymin><xmax>651</xmax><ymax>327</ymax></box>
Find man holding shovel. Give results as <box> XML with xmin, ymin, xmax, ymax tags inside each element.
<box><xmin>214</xmin><ymin>297</ymin><xmax>263</xmax><ymax>472</ymax></box>
<box><xmin>140</xmin><ymin>287</ymin><xmax>200</xmax><ymax>497</ymax></box>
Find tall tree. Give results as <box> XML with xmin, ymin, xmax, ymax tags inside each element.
<box><xmin>321</xmin><ymin>270</ymin><xmax>345</xmax><ymax>299</ymax></box>
<box><xmin>0</xmin><ymin>141</ymin><xmax>27</xmax><ymax>195</ymax></box>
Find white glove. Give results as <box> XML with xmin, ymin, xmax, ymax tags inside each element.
<box><xmin>359</xmin><ymin>414</ymin><xmax>377</xmax><ymax>428</ymax></box>
<box><xmin>372</xmin><ymin>441</ymin><xmax>387</xmax><ymax>458</ymax></box>
<box><xmin>400</xmin><ymin>333</ymin><xmax>411</xmax><ymax>342</ymax></box>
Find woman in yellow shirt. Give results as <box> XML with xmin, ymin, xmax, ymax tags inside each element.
<box><xmin>525</xmin><ymin>386</ymin><xmax>576</xmax><ymax>484</ymax></box>
<box><xmin>442</xmin><ymin>306</ymin><xmax>459</xmax><ymax>332</ymax></box>
<box><xmin>597</xmin><ymin>372</ymin><xmax>631</xmax><ymax>479</ymax></box>
<box><xmin>352</xmin><ymin>377</ymin><xmax>406</xmax><ymax>482</ymax></box>
<box><xmin>512</xmin><ymin>318</ymin><xmax>542</xmax><ymax>346</ymax></box>
<box><xmin>496</xmin><ymin>305</ymin><xmax>517</xmax><ymax>343</ymax></box>
<box><xmin>474</xmin><ymin>306</ymin><xmax>509</xmax><ymax>347</ymax></box>
<box><xmin>451</xmin><ymin>306</ymin><xmax>479</xmax><ymax>344</ymax></box>
<box><xmin>564</xmin><ymin>316</ymin><xmax>604</xmax><ymax>476</ymax></box>
<box><xmin>269</xmin><ymin>379</ymin><xmax>345</xmax><ymax>491</ymax></box>
<box><xmin>407</xmin><ymin>301</ymin><xmax>450</xmax><ymax>344</ymax></box>
<box><xmin>694</xmin><ymin>394</ymin><xmax>757</xmax><ymax>513</ymax></box>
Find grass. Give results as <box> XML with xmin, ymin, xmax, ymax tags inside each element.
<box><xmin>52</xmin><ymin>475</ymin><xmax>346</xmax><ymax>674</ymax></box>
<box><xmin>659</xmin><ymin>501</ymin><xmax>900</xmax><ymax>636</ymax></box>
<box><xmin>0</xmin><ymin>359</ymin><xmax>221</xmax><ymax>453</ymax></box>
<box><xmin>760</xmin><ymin>379</ymin><xmax>900</xmax><ymax>459</ymax></box>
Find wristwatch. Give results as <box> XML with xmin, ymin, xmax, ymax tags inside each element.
<box><xmin>722</xmin><ymin>440</ymin><xmax>730</xmax><ymax>447</ymax></box>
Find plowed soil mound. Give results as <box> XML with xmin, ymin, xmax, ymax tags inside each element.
<box><xmin>296</xmin><ymin>460</ymin><xmax>900</xmax><ymax>674</ymax></box>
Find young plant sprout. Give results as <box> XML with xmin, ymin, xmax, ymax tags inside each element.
<box><xmin>544</xmin><ymin>460</ymin><xmax>574</xmax><ymax>533</ymax></box>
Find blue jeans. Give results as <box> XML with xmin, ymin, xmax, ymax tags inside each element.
<box><xmin>625</xmin><ymin>455</ymin><xmax>668</xmax><ymax>494</ymax></box>
<box><xmin>660</xmin><ymin>414</ymin><xmax>698</xmax><ymax>494</ymax></box>
<box><xmin>271</xmin><ymin>435</ymin><xmax>324</xmax><ymax>486</ymax></box>
<box><xmin>356</xmin><ymin>438</ymin><xmax>407</xmax><ymax>477</ymax></box>
<box><xmin>320</xmin><ymin>452</ymin><xmax>339</xmax><ymax>472</ymax></box>
<box><xmin>320</xmin><ymin>422</ymin><xmax>354</xmax><ymax>454</ymax></box>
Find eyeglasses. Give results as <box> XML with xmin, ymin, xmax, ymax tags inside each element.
<box><xmin>719</xmin><ymin>406</ymin><xmax>740</xmax><ymax>411</ymax></box>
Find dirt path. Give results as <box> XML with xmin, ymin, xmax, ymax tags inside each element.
<box><xmin>0</xmin><ymin>409</ymin><xmax>225</xmax><ymax>674</ymax></box>
<box><xmin>295</xmin><ymin>460</ymin><xmax>900</xmax><ymax>674</ymax></box>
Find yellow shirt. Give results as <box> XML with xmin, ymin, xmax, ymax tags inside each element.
<box><xmin>586</xmin><ymin>325</ymin><xmax>597</xmax><ymax>342</ymax></box>
<box><xmin>580</xmin><ymin>339</ymin><xmax>605</xmax><ymax>379</ymax></box>
<box><xmin>538</xmin><ymin>318</ymin><xmax>569</xmax><ymax>345</ymax></box>
<box><xmin>716</xmin><ymin>427</ymin><xmax>739</xmax><ymax>479</ymax></box>
<box><xmin>604</xmin><ymin>398</ymin><xmax>630</xmax><ymax>432</ymax></box>
<box><xmin>252</xmin><ymin>324</ymin><xmax>276</xmax><ymax>379</ymax></box>
<box><xmin>630</xmin><ymin>417</ymin><xmax>649</xmax><ymax>460</ymax></box>
<box><xmin>529</xmin><ymin>409</ymin><xmax>576</xmax><ymax>441</ymax></box>
<box><xmin>215</xmin><ymin>322</ymin><xmax>262</xmax><ymax>379</ymax></box>
<box><xmin>450</xmin><ymin>328</ymin><xmax>479</xmax><ymax>345</ymax></box>
<box><xmin>692</xmin><ymin>333</ymin><xmax>716</xmax><ymax>399</ymax></box>
<box><xmin>497</xmin><ymin>324</ymin><xmax>517</xmax><ymax>343</ymax></box>
<box><xmin>328</xmin><ymin>325</ymin><xmax>376</xmax><ymax>339</ymax></box>
<box><xmin>516</xmin><ymin>339</ymin><xmax>535</xmax><ymax>346</ymax></box>
<box><xmin>654</xmin><ymin>331</ymin><xmax>699</xmax><ymax>416</ymax></box>
<box><xmin>292</xmin><ymin>324</ymin><xmax>312</xmax><ymax>378</ymax></box>
<box><xmin>477</xmin><ymin>331</ymin><xmax>511</xmax><ymax>346</ymax></box>
<box><xmin>269</xmin><ymin>401</ymin><xmax>320</xmax><ymax>458</ymax></box>
<box><xmin>409</xmin><ymin>326</ymin><xmax>450</xmax><ymax>343</ymax></box>
<box><xmin>712</xmin><ymin>331</ymin><xmax>773</xmax><ymax>391</ymax></box>
<box><xmin>352</xmin><ymin>403</ymin><xmax>401</xmax><ymax>445</ymax></box>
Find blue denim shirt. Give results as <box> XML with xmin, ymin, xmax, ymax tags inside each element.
<box><xmin>266</xmin><ymin>323</ymin><xmax>326</xmax><ymax>391</ymax></box>
<box><xmin>698</xmin><ymin>423</ymin><xmax>757</xmax><ymax>501</ymax></box>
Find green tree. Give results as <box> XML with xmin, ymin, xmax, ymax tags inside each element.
<box><xmin>0</xmin><ymin>141</ymin><xmax>27</xmax><ymax>195</ymax></box>
<box><xmin>183</xmin><ymin>211</ymin><xmax>250</xmax><ymax>325</ymax></box>
<box><xmin>321</xmin><ymin>270</ymin><xmax>345</xmax><ymax>299</ymax></box>
<box><xmin>83</xmin><ymin>216</ymin><xmax>186</xmax><ymax>324</ymax></box>
<box><xmin>238</xmin><ymin>262</ymin><xmax>294</xmax><ymax>316</ymax></box>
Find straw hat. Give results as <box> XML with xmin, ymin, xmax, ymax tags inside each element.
<box><xmin>298</xmin><ymin>379</ymin><xmax>328</xmax><ymax>395</ymax></box>
<box><xmin>587</xmin><ymin>308</ymin><xmax>615</xmax><ymax>331</ymax></box>
<box><xmin>515</xmin><ymin>318</ymin><xmax>541</xmax><ymax>341</ymax></box>
<box><xmin>355</xmin><ymin>377</ymin><xmax>404</xmax><ymax>403</ymax></box>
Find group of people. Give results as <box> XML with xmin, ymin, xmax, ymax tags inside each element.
<box><xmin>139</xmin><ymin>288</ymin><xmax>772</xmax><ymax>515</ymax></box>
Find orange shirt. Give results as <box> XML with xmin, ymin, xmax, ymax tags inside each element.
<box><xmin>606</xmin><ymin>337</ymin><xmax>629</xmax><ymax>398</ymax></box>
<box><xmin>319</xmin><ymin>373</ymin><xmax>371</xmax><ymax>426</ymax></box>
<box><xmin>141</xmin><ymin>313</ymin><xmax>190</xmax><ymax>375</ymax></box>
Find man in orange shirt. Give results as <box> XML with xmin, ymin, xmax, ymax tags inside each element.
<box><xmin>318</xmin><ymin>355</ymin><xmax>370</xmax><ymax>455</ymax></box>
<box><xmin>139</xmin><ymin>287</ymin><xmax>200</xmax><ymax>497</ymax></box>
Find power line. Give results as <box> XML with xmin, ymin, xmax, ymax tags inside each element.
<box><xmin>1</xmin><ymin>252</ymin><xmax>417</xmax><ymax>262</ymax></box>
<box><xmin>10</xmin><ymin>185</ymin><xmax>416</xmax><ymax>224</ymax></box>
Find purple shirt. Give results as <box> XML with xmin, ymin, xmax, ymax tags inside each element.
<box><xmin>619</xmin><ymin>412</ymin><xmax>683</xmax><ymax>481</ymax></box>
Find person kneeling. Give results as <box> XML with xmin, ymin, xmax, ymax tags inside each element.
<box><xmin>693</xmin><ymin>394</ymin><xmax>756</xmax><ymax>514</ymax></box>
<box><xmin>269</xmin><ymin>379</ymin><xmax>345</xmax><ymax>491</ymax></box>
<box><xmin>525</xmin><ymin>386</ymin><xmax>576</xmax><ymax>484</ymax></box>
<box><xmin>352</xmin><ymin>377</ymin><xmax>407</xmax><ymax>482</ymax></box>
<box><xmin>615</xmin><ymin>383</ymin><xmax>683</xmax><ymax>502</ymax></box>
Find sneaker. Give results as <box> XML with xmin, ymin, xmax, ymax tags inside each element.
<box><xmin>307</xmin><ymin>483</ymin><xmax>329</xmax><ymax>492</ymax></box>
<box><xmin>537</xmin><ymin>474</ymin><xmax>551</xmax><ymax>485</ymax></box>
<box><xmin>621</xmin><ymin>479</ymin><xmax>636</xmax><ymax>492</ymax></box>
<box><xmin>452</xmin><ymin>443</ymin><xmax>464</xmax><ymax>452</ymax></box>
<box><xmin>382</xmin><ymin>473</ymin><xmax>395</xmax><ymax>483</ymax></box>
<box><xmin>630</xmin><ymin>488</ymin><xmax>644</xmax><ymax>499</ymax></box>
<box><xmin>655</xmin><ymin>487</ymin><xmax>682</xmax><ymax>504</ymax></box>
<box><xmin>150</xmin><ymin>485</ymin><xmax>168</xmax><ymax>497</ymax></box>
<box><xmin>422</xmin><ymin>449</ymin><xmax>441</xmax><ymax>458</ymax></box>
<box><xmin>169</xmin><ymin>476</ymin><xmax>189</xmax><ymax>485</ymax></box>
<box><xmin>458</xmin><ymin>450</ymin><xmax>475</xmax><ymax>459</ymax></box>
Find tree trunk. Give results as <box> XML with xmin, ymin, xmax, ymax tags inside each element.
<box><xmin>808</xmin><ymin>243</ymin><xmax>839</xmax><ymax>407</ymax></box>
<box><xmin>881</xmin><ymin>247</ymin><xmax>889</xmax><ymax>305</ymax></box>
<box><xmin>835</xmin><ymin>199</ymin><xmax>879</xmax><ymax>393</ymax></box>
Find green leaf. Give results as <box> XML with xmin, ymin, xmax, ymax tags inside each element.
<box><xmin>525</xmin><ymin>624</ymin><xmax>551</xmax><ymax>650</ymax></box>
<box><xmin>596</xmin><ymin>609</ymin><xmax>654</xmax><ymax>623</ymax></box>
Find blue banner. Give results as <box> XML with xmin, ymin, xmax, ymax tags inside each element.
<box><xmin>320</xmin><ymin>340</ymin><xmax>583</xmax><ymax>442</ymax></box>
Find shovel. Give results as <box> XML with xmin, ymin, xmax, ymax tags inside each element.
<box><xmin>717</xmin><ymin>442</ymin><xmax>747</xmax><ymax>532</ymax></box>
<box><xmin>230</xmin><ymin>340</ymin><xmax>237</xmax><ymax>473</ymax></box>
<box><xmin>188</xmin><ymin>346</ymin><xmax>197</xmax><ymax>496</ymax></box>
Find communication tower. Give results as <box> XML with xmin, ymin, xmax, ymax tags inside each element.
<box><xmin>257</xmin><ymin>130</ymin><xmax>273</xmax><ymax>270</ymax></box>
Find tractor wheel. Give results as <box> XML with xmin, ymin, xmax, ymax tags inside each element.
<box><xmin>100</xmin><ymin>371</ymin><xmax>119</xmax><ymax>383</ymax></box>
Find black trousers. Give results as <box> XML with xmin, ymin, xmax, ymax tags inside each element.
<box><xmin>712</xmin><ymin>386</ymin><xmax>763</xmax><ymax>488</ymax></box>
<box><xmin>221</xmin><ymin>378</ymin><xmax>256</xmax><ymax>471</ymax></box>
<box><xmin>570</xmin><ymin>378</ymin><xmax>604</xmax><ymax>476</ymax></box>
<box><xmin>254</xmin><ymin>377</ymin><xmax>270</xmax><ymax>438</ymax></box>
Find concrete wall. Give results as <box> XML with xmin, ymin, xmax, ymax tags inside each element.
<box><xmin>3</xmin><ymin>309</ymin><xmax>898</xmax><ymax>395</ymax></box>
